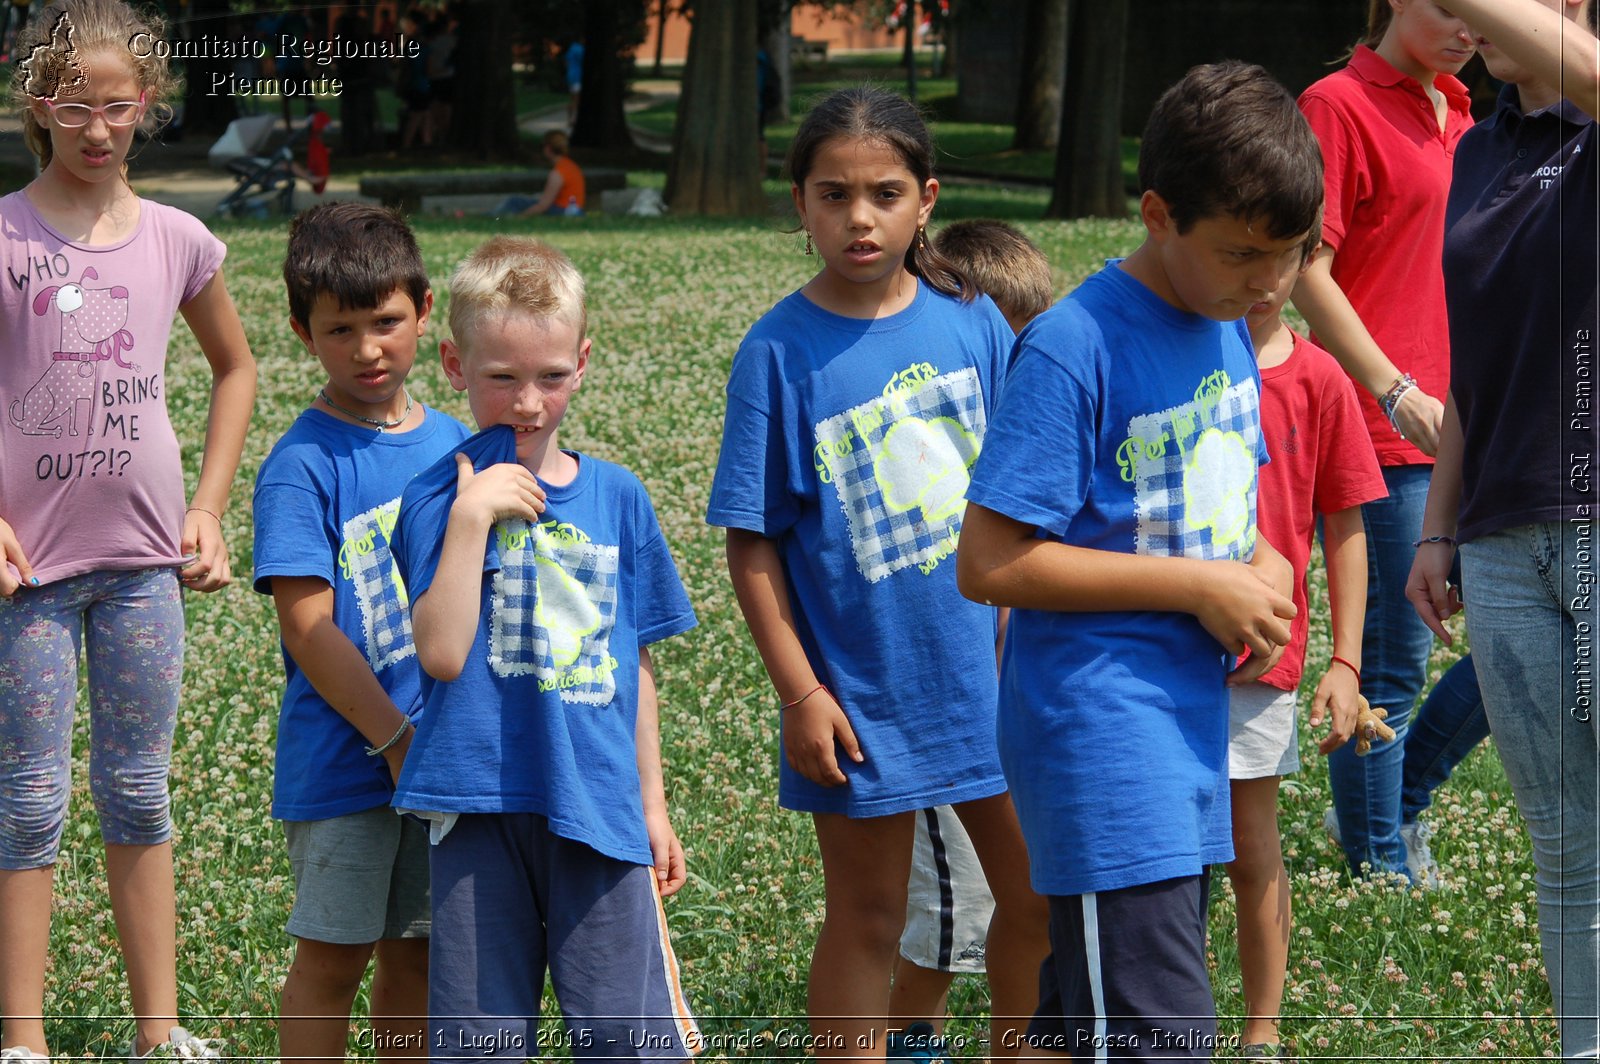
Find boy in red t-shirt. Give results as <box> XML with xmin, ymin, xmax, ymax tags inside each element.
<box><xmin>1224</xmin><ymin>247</ymin><xmax>1387</xmax><ymax>1057</ymax></box>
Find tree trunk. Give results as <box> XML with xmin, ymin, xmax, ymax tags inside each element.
<box><xmin>902</xmin><ymin>0</ymin><xmax>917</xmax><ymax>103</ymax></box>
<box><xmin>571</xmin><ymin>0</ymin><xmax>636</xmax><ymax>150</ymax></box>
<box><xmin>664</xmin><ymin>0</ymin><xmax>765</xmax><ymax>215</ymax></box>
<box><xmin>178</xmin><ymin>0</ymin><xmax>239</xmax><ymax>137</ymax></box>
<box><xmin>940</xmin><ymin>14</ymin><xmax>957</xmax><ymax>78</ymax></box>
<box><xmin>1012</xmin><ymin>0</ymin><xmax>1066</xmax><ymax>151</ymax></box>
<box><xmin>449</xmin><ymin>0</ymin><xmax>519</xmax><ymax>156</ymax></box>
<box><xmin>1046</xmin><ymin>0</ymin><xmax>1129</xmax><ymax>219</ymax></box>
<box><xmin>652</xmin><ymin>0</ymin><xmax>669</xmax><ymax>77</ymax></box>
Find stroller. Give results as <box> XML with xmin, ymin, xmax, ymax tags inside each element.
<box><xmin>210</xmin><ymin>110</ymin><xmax>330</xmax><ymax>219</ymax></box>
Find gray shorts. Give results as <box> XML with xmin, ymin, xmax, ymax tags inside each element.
<box><xmin>283</xmin><ymin>806</ymin><xmax>431</xmax><ymax>944</ymax></box>
<box><xmin>1227</xmin><ymin>681</ymin><xmax>1300</xmax><ymax>780</ymax></box>
<box><xmin>900</xmin><ymin>806</ymin><xmax>993</xmax><ymax>973</ymax></box>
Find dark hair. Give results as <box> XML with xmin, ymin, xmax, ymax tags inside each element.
<box><xmin>785</xmin><ymin>85</ymin><xmax>971</xmax><ymax>301</ymax></box>
<box><xmin>1590</xmin><ymin>0</ymin><xmax>1597</xmax><ymax>35</ymax></box>
<box><xmin>283</xmin><ymin>202</ymin><xmax>429</xmax><ymax>327</ymax></box>
<box><xmin>1138</xmin><ymin>61</ymin><xmax>1323</xmax><ymax>245</ymax></box>
<box><xmin>933</xmin><ymin>219</ymin><xmax>1053</xmax><ymax>326</ymax></box>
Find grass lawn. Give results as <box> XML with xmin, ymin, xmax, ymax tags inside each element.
<box><xmin>38</xmin><ymin>194</ymin><xmax>1551</xmax><ymax>1060</ymax></box>
<box><xmin>627</xmin><ymin>56</ymin><xmax>1138</xmax><ymax>189</ymax></box>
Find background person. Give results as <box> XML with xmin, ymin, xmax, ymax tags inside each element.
<box><xmin>491</xmin><ymin>131</ymin><xmax>586</xmax><ymax>219</ymax></box>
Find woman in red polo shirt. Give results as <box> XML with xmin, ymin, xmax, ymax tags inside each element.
<box><xmin>1293</xmin><ymin>0</ymin><xmax>1486</xmax><ymax>886</ymax></box>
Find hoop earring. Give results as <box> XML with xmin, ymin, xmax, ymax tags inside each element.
<box><xmin>804</xmin><ymin>230</ymin><xmax>813</xmax><ymax>256</ymax></box>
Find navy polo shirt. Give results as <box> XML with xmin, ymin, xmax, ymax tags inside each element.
<box><xmin>1443</xmin><ymin>86</ymin><xmax>1599</xmax><ymax>544</ymax></box>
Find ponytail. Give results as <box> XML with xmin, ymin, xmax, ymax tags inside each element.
<box><xmin>1338</xmin><ymin>0</ymin><xmax>1393</xmax><ymax>62</ymax></box>
<box><xmin>908</xmin><ymin>226</ymin><xmax>973</xmax><ymax>302</ymax></box>
<box><xmin>1363</xmin><ymin>0</ymin><xmax>1394</xmax><ymax>46</ymax></box>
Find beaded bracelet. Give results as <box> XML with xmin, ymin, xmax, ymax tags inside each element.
<box><xmin>1329</xmin><ymin>655</ymin><xmax>1361</xmax><ymax>687</ymax></box>
<box><xmin>365</xmin><ymin>718</ymin><xmax>412</xmax><ymax>757</ymax></box>
<box><xmin>1378</xmin><ymin>373</ymin><xmax>1417</xmax><ymax>435</ymax></box>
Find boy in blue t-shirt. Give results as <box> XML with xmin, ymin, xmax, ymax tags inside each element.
<box><xmin>390</xmin><ymin>237</ymin><xmax>701</xmax><ymax>1061</ymax></box>
<box><xmin>957</xmin><ymin>62</ymin><xmax>1322</xmax><ymax>1057</ymax></box>
<box><xmin>254</xmin><ymin>203</ymin><xmax>471</xmax><ymax>1062</ymax></box>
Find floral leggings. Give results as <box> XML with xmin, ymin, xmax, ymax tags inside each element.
<box><xmin>0</xmin><ymin>568</ymin><xmax>184</xmax><ymax>870</ymax></box>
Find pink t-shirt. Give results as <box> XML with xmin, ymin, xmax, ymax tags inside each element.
<box><xmin>1299</xmin><ymin>46</ymin><xmax>1472</xmax><ymax>467</ymax></box>
<box><xmin>1255</xmin><ymin>333</ymin><xmax>1387</xmax><ymax>692</ymax></box>
<box><xmin>0</xmin><ymin>191</ymin><xmax>225</xmax><ymax>585</ymax></box>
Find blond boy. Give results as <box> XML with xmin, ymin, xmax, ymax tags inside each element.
<box><xmin>389</xmin><ymin>237</ymin><xmax>701</xmax><ymax>1061</ymax></box>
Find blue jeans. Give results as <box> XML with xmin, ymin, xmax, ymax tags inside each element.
<box><xmin>1326</xmin><ymin>465</ymin><xmax>1488</xmax><ymax>879</ymax></box>
<box><xmin>1401</xmin><ymin>654</ymin><xmax>1489</xmax><ymax>823</ymax></box>
<box><xmin>1462</xmin><ymin>522</ymin><xmax>1600</xmax><ymax>1059</ymax></box>
<box><xmin>489</xmin><ymin>196</ymin><xmax>583</xmax><ymax>218</ymax></box>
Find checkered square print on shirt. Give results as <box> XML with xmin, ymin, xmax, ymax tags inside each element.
<box><xmin>489</xmin><ymin>521</ymin><xmax>621</xmax><ymax>706</ymax></box>
<box><xmin>814</xmin><ymin>367</ymin><xmax>986</xmax><ymax>583</ymax></box>
<box><xmin>1122</xmin><ymin>374</ymin><xmax>1261</xmax><ymax>560</ymax></box>
<box><xmin>342</xmin><ymin>499</ymin><xmax>415</xmax><ymax>672</ymax></box>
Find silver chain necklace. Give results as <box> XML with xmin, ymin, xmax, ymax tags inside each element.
<box><xmin>318</xmin><ymin>388</ymin><xmax>413</xmax><ymax>431</ymax></box>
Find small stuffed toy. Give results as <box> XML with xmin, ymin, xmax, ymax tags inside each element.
<box><xmin>1353</xmin><ymin>695</ymin><xmax>1396</xmax><ymax>756</ymax></box>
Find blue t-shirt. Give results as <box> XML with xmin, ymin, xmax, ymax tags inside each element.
<box><xmin>967</xmin><ymin>263</ymin><xmax>1267</xmax><ymax>896</ymax></box>
<box><xmin>253</xmin><ymin>406</ymin><xmax>472</xmax><ymax>821</ymax></box>
<box><xmin>706</xmin><ymin>281</ymin><xmax>1014</xmax><ymax>816</ymax></box>
<box><xmin>390</xmin><ymin>426</ymin><xmax>697</xmax><ymax>866</ymax></box>
<box><xmin>566</xmin><ymin>42</ymin><xmax>584</xmax><ymax>87</ymax></box>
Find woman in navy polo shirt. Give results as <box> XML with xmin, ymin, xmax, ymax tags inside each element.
<box><xmin>1408</xmin><ymin>0</ymin><xmax>1600</xmax><ymax>1054</ymax></box>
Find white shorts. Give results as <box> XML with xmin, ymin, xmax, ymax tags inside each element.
<box><xmin>899</xmin><ymin>806</ymin><xmax>994</xmax><ymax>973</ymax></box>
<box><xmin>1227</xmin><ymin>681</ymin><xmax>1300</xmax><ymax>780</ymax></box>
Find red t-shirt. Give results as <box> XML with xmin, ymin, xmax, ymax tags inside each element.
<box><xmin>1255</xmin><ymin>333</ymin><xmax>1388</xmax><ymax>691</ymax></box>
<box><xmin>1298</xmin><ymin>46</ymin><xmax>1472</xmax><ymax>467</ymax></box>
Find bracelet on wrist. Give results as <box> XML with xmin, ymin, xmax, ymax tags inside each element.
<box><xmin>1378</xmin><ymin>373</ymin><xmax>1416</xmax><ymax>413</ymax></box>
<box><xmin>1378</xmin><ymin>373</ymin><xmax>1418</xmax><ymax>438</ymax></box>
<box><xmin>185</xmin><ymin>506</ymin><xmax>222</xmax><ymax>523</ymax></box>
<box><xmin>1413</xmin><ymin>534</ymin><xmax>1456</xmax><ymax>548</ymax></box>
<box><xmin>1329</xmin><ymin>655</ymin><xmax>1361</xmax><ymax>687</ymax></box>
<box><xmin>365</xmin><ymin>718</ymin><xmax>412</xmax><ymax>757</ymax></box>
<box><xmin>779</xmin><ymin>683</ymin><xmax>827</xmax><ymax>712</ymax></box>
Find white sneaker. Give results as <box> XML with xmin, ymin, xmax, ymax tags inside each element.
<box><xmin>127</xmin><ymin>1028</ymin><xmax>222</xmax><ymax>1063</ymax></box>
<box><xmin>1322</xmin><ymin>806</ymin><xmax>1342</xmax><ymax>846</ymax></box>
<box><xmin>1</xmin><ymin>1047</ymin><xmax>49</xmax><ymax>1063</ymax></box>
<box><xmin>1400</xmin><ymin>819</ymin><xmax>1441</xmax><ymax>889</ymax></box>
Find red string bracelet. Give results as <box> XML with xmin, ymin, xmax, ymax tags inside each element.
<box><xmin>779</xmin><ymin>683</ymin><xmax>827</xmax><ymax>712</ymax></box>
<box><xmin>1329</xmin><ymin>655</ymin><xmax>1361</xmax><ymax>687</ymax></box>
